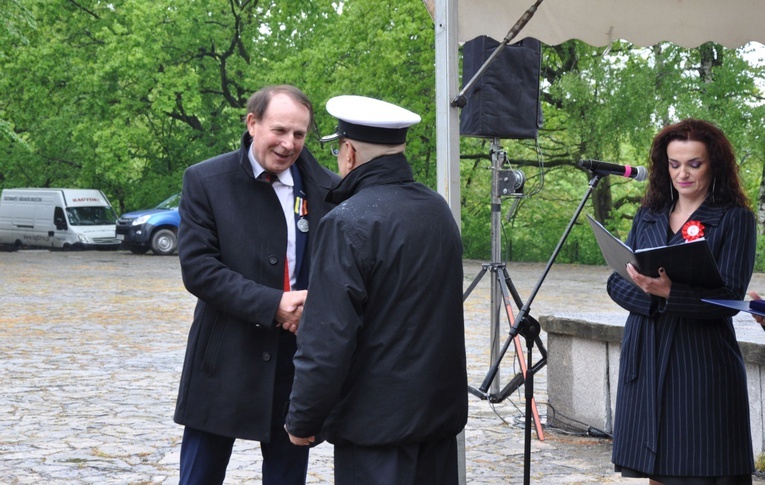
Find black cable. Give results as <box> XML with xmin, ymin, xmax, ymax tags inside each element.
<box><xmin>485</xmin><ymin>386</ymin><xmax>613</xmax><ymax>440</ymax></box>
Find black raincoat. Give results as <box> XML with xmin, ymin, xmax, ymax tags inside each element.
<box><xmin>286</xmin><ymin>154</ymin><xmax>468</xmax><ymax>446</ymax></box>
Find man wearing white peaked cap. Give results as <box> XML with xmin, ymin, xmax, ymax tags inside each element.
<box><xmin>286</xmin><ymin>95</ymin><xmax>468</xmax><ymax>485</ymax></box>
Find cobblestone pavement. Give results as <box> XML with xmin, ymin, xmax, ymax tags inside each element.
<box><xmin>2</xmin><ymin>250</ymin><xmax>765</xmax><ymax>484</ymax></box>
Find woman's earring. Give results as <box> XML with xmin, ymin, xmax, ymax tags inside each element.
<box><xmin>670</xmin><ymin>180</ymin><xmax>674</xmax><ymax>202</ymax></box>
<box><xmin>712</xmin><ymin>178</ymin><xmax>716</xmax><ymax>204</ymax></box>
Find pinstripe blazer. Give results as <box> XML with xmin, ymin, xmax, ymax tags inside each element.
<box><xmin>608</xmin><ymin>200</ymin><xmax>756</xmax><ymax>477</ymax></box>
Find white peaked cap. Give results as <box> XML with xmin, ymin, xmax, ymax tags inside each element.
<box><xmin>320</xmin><ymin>95</ymin><xmax>421</xmax><ymax>145</ymax></box>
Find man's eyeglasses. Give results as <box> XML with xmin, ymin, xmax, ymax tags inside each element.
<box><xmin>328</xmin><ymin>139</ymin><xmax>356</xmax><ymax>157</ymax></box>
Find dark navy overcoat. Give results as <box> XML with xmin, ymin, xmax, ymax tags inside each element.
<box><xmin>608</xmin><ymin>200</ymin><xmax>756</xmax><ymax>477</ymax></box>
<box><xmin>173</xmin><ymin>132</ymin><xmax>338</xmax><ymax>441</ymax></box>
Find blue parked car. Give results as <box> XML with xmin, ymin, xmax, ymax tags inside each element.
<box><xmin>116</xmin><ymin>193</ymin><xmax>181</xmax><ymax>255</ymax></box>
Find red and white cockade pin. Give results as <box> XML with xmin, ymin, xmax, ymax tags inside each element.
<box><xmin>681</xmin><ymin>220</ymin><xmax>705</xmax><ymax>242</ymax></box>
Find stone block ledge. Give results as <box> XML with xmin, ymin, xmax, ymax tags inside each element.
<box><xmin>539</xmin><ymin>313</ymin><xmax>765</xmax><ymax>456</ymax></box>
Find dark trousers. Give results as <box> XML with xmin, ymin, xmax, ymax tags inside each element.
<box><xmin>179</xmin><ymin>425</ymin><xmax>309</xmax><ymax>485</ymax></box>
<box><xmin>334</xmin><ymin>435</ymin><xmax>459</xmax><ymax>485</ymax></box>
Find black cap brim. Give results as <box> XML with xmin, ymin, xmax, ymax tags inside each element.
<box><xmin>319</xmin><ymin>119</ymin><xmax>408</xmax><ymax>145</ymax></box>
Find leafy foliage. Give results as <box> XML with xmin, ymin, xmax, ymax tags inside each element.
<box><xmin>1</xmin><ymin>1</ymin><xmax>764</xmax><ymax>268</ymax></box>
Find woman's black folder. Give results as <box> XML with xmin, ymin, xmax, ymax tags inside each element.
<box><xmin>587</xmin><ymin>214</ymin><xmax>724</xmax><ymax>288</ymax></box>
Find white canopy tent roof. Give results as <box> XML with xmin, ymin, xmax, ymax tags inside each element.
<box><xmin>457</xmin><ymin>0</ymin><xmax>765</xmax><ymax>48</ymax></box>
<box><xmin>433</xmin><ymin>0</ymin><xmax>765</xmax><ymax>220</ymax></box>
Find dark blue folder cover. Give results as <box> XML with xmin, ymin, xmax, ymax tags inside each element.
<box><xmin>702</xmin><ymin>299</ymin><xmax>765</xmax><ymax>317</ymax></box>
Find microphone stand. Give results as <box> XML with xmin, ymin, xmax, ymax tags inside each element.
<box><xmin>471</xmin><ymin>169</ymin><xmax>604</xmax><ymax>485</ymax></box>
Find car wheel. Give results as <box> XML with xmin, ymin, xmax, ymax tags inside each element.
<box><xmin>151</xmin><ymin>228</ymin><xmax>177</xmax><ymax>255</ymax></box>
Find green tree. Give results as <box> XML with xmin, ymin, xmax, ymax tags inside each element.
<box><xmin>293</xmin><ymin>1</ymin><xmax>437</xmax><ymax>183</ymax></box>
<box><xmin>0</xmin><ymin>0</ymin><xmax>435</xmax><ymax>211</ymax></box>
<box><xmin>0</xmin><ymin>0</ymin><xmax>35</xmax><ymax>150</ymax></box>
<box><xmin>1</xmin><ymin>1</ymin><xmax>763</xmax><ymax>265</ymax></box>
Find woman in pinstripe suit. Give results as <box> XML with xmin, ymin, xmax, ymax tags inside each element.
<box><xmin>608</xmin><ymin>119</ymin><xmax>756</xmax><ymax>484</ymax></box>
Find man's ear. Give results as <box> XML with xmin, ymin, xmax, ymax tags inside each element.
<box><xmin>245</xmin><ymin>113</ymin><xmax>257</xmax><ymax>136</ymax></box>
<box><xmin>345</xmin><ymin>142</ymin><xmax>358</xmax><ymax>172</ymax></box>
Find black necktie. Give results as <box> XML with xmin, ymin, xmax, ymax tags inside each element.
<box><xmin>258</xmin><ymin>171</ymin><xmax>277</xmax><ymax>184</ymax></box>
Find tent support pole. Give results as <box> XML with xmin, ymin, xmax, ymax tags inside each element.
<box><xmin>435</xmin><ymin>1</ymin><xmax>464</xmax><ymax>484</ymax></box>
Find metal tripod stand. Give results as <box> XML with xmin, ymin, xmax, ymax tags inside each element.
<box><xmin>463</xmin><ymin>138</ymin><xmax>547</xmax><ymax>477</ymax></box>
<box><xmin>465</xmin><ymin>138</ymin><xmax>606</xmax><ymax>484</ymax></box>
<box><xmin>462</xmin><ymin>142</ymin><xmax>547</xmax><ymax>405</ymax></box>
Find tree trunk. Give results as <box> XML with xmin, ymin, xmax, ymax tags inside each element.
<box><xmin>756</xmin><ymin>164</ymin><xmax>765</xmax><ymax>235</ymax></box>
<box><xmin>592</xmin><ymin>175</ymin><xmax>614</xmax><ymax>225</ymax></box>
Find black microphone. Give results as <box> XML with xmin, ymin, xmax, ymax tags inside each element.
<box><xmin>578</xmin><ymin>159</ymin><xmax>647</xmax><ymax>181</ymax></box>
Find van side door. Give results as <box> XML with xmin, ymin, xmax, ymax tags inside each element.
<box><xmin>54</xmin><ymin>207</ymin><xmax>67</xmax><ymax>231</ymax></box>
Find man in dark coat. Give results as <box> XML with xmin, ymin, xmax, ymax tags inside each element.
<box><xmin>174</xmin><ymin>85</ymin><xmax>339</xmax><ymax>485</ymax></box>
<box><xmin>285</xmin><ymin>95</ymin><xmax>468</xmax><ymax>485</ymax></box>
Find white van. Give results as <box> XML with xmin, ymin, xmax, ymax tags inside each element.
<box><xmin>0</xmin><ymin>188</ymin><xmax>121</xmax><ymax>250</ymax></box>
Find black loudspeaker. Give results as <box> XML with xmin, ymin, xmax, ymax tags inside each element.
<box><xmin>459</xmin><ymin>36</ymin><xmax>543</xmax><ymax>140</ymax></box>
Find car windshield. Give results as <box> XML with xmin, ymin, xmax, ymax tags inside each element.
<box><xmin>66</xmin><ymin>206</ymin><xmax>118</xmax><ymax>226</ymax></box>
<box><xmin>156</xmin><ymin>193</ymin><xmax>181</xmax><ymax>210</ymax></box>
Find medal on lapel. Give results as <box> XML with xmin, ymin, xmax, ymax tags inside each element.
<box><xmin>295</xmin><ymin>197</ymin><xmax>309</xmax><ymax>233</ymax></box>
